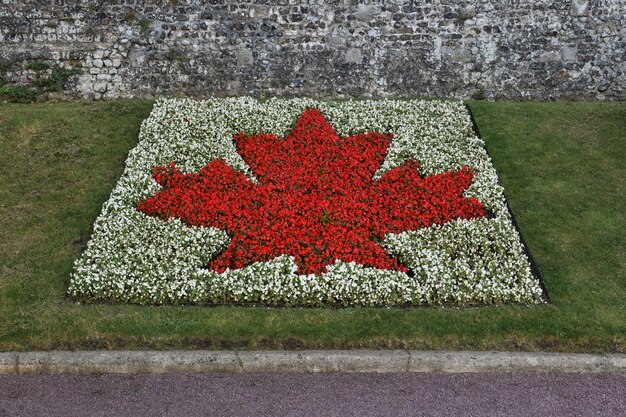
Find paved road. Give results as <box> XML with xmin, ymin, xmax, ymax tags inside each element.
<box><xmin>1</xmin><ymin>372</ymin><xmax>624</xmax><ymax>416</ymax></box>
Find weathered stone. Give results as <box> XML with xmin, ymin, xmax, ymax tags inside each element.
<box><xmin>356</xmin><ymin>4</ymin><xmax>377</xmax><ymax>22</ymax></box>
<box><xmin>235</xmin><ymin>48</ymin><xmax>254</xmax><ymax>66</ymax></box>
<box><xmin>540</xmin><ymin>51</ymin><xmax>560</xmax><ymax>62</ymax></box>
<box><xmin>561</xmin><ymin>46</ymin><xmax>578</xmax><ymax>62</ymax></box>
<box><xmin>250</xmin><ymin>5</ymin><xmax>270</xmax><ymax>19</ymax></box>
<box><xmin>93</xmin><ymin>82</ymin><xmax>107</xmax><ymax>93</ymax></box>
<box><xmin>329</xmin><ymin>36</ymin><xmax>346</xmax><ymax>47</ymax></box>
<box><xmin>452</xmin><ymin>48</ymin><xmax>472</xmax><ymax>63</ymax></box>
<box><xmin>458</xmin><ymin>6</ymin><xmax>476</xmax><ymax>20</ymax></box>
<box><xmin>228</xmin><ymin>80</ymin><xmax>242</xmax><ymax>90</ymax></box>
<box><xmin>0</xmin><ymin>0</ymin><xmax>623</xmax><ymax>100</ymax></box>
<box><xmin>570</xmin><ymin>0</ymin><xmax>589</xmax><ymax>16</ymax></box>
<box><xmin>345</xmin><ymin>48</ymin><xmax>362</xmax><ymax>64</ymax></box>
<box><xmin>128</xmin><ymin>47</ymin><xmax>146</xmax><ymax>68</ymax></box>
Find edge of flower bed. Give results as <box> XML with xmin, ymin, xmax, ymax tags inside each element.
<box><xmin>1</xmin><ymin>350</ymin><xmax>624</xmax><ymax>374</ymax></box>
<box><xmin>464</xmin><ymin>102</ymin><xmax>550</xmax><ymax>303</ymax></box>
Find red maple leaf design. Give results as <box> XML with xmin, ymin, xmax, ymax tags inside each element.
<box><xmin>137</xmin><ymin>109</ymin><xmax>487</xmax><ymax>275</ymax></box>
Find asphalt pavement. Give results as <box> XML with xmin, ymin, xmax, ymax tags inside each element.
<box><xmin>1</xmin><ymin>371</ymin><xmax>625</xmax><ymax>416</ymax></box>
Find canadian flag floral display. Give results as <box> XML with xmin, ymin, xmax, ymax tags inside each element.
<box><xmin>69</xmin><ymin>98</ymin><xmax>544</xmax><ymax>306</ymax></box>
<box><xmin>138</xmin><ymin>109</ymin><xmax>487</xmax><ymax>275</ymax></box>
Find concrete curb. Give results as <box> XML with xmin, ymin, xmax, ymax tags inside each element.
<box><xmin>0</xmin><ymin>350</ymin><xmax>624</xmax><ymax>375</ymax></box>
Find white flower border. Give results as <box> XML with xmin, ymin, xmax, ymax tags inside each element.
<box><xmin>69</xmin><ymin>98</ymin><xmax>544</xmax><ymax>306</ymax></box>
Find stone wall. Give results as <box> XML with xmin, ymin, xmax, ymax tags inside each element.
<box><xmin>0</xmin><ymin>0</ymin><xmax>624</xmax><ymax>100</ymax></box>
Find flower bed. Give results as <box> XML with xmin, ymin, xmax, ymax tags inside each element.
<box><xmin>69</xmin><ymin>98</ymin><xmax>544</xmax><ymax>306</ymax></box>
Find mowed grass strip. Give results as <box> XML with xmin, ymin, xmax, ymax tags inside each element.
<box><xmin>0</xmin><ymin>100</ymin><xmax>623</xmax><ymax>352</ymax></box>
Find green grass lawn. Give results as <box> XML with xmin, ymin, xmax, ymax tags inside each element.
<box><xmin>0</xmin><ymin>99</ymin><xmax>624</xmax><ymax>352</ymax></box>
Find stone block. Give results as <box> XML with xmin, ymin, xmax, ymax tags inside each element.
<box><xmin>9</xmin><ymin>351</ymin><xmax>242</xmax><ymax>374</ymax></box>
<box><xmin>0</xmin><ymin>352</ymin><xmax>18</xmax><ymax>374</ymax></box>
<box><xmin>128</xmin><ymin>47</ymin><xmax>147</xmax><ymax>67</ymax></box>
<box><xmin>346</xmin><ymin>48</ymin><xmax>363</xmax><ymax>64</ymax></box>
<box><xmin>452</xmin><ymin>47</ymin><xmax>472</xmax><ymax>63</ymax></box>
<box><xmin>357</xmin><ymin>4</ymin><xmax>377</xmax><ymax>22</ymax></box>
<box><xmin>236</xmin><ymin>48</ymin><xmax>254</xmax><ymax>66</ymax></box>
<box><xmin>251</xmin><ymin>5</ymin><xmax>270</xmax><ymax>19</ymax></box>
<box><xmin>93</xmin><ymin>82</ymin><xmax>108</xmax><ymax>93</ymax></box>
<box><xmin>238</xmin><ymin>351</ymin><xmax>409</xmax><ymax>373</ymax></box>
<box><xmin>561</xmin><ymin>46</ymin><xmax>578</xmax><ymax>62</ymax></box>
<box><xmin>329</xmin><ymin>36</ymin><xmax>347</xmax><ymax>46</ymax></box>
<box><xmin>539</xmin><ymin>51</ymin><xmax>560</xmax><ymax>62</ymax></box>
<box><xmin>459</xmin><ymin>6</ymin><xmax>476</xmax><ymax>20</ymax></box>
<box><xmin>227</xmin><ymin>80</ymin><xmax>242</xmax><ymax>91</ymax></box>
<box><xmin>570</xmin><ymin>0</ymin><xmax>589</xmax><ymax>16</ymax></box>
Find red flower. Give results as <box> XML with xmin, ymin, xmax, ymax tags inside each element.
<box><xmin>137</xmin><ymin>109</ymin><xmax>486</xmax><ymax>274</ymax></box>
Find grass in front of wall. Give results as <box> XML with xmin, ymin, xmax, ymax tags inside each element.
<box><xmin>0</xmin><ymin>99</ymin><xmax>623</xmax><ymax>352</ymax></box>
